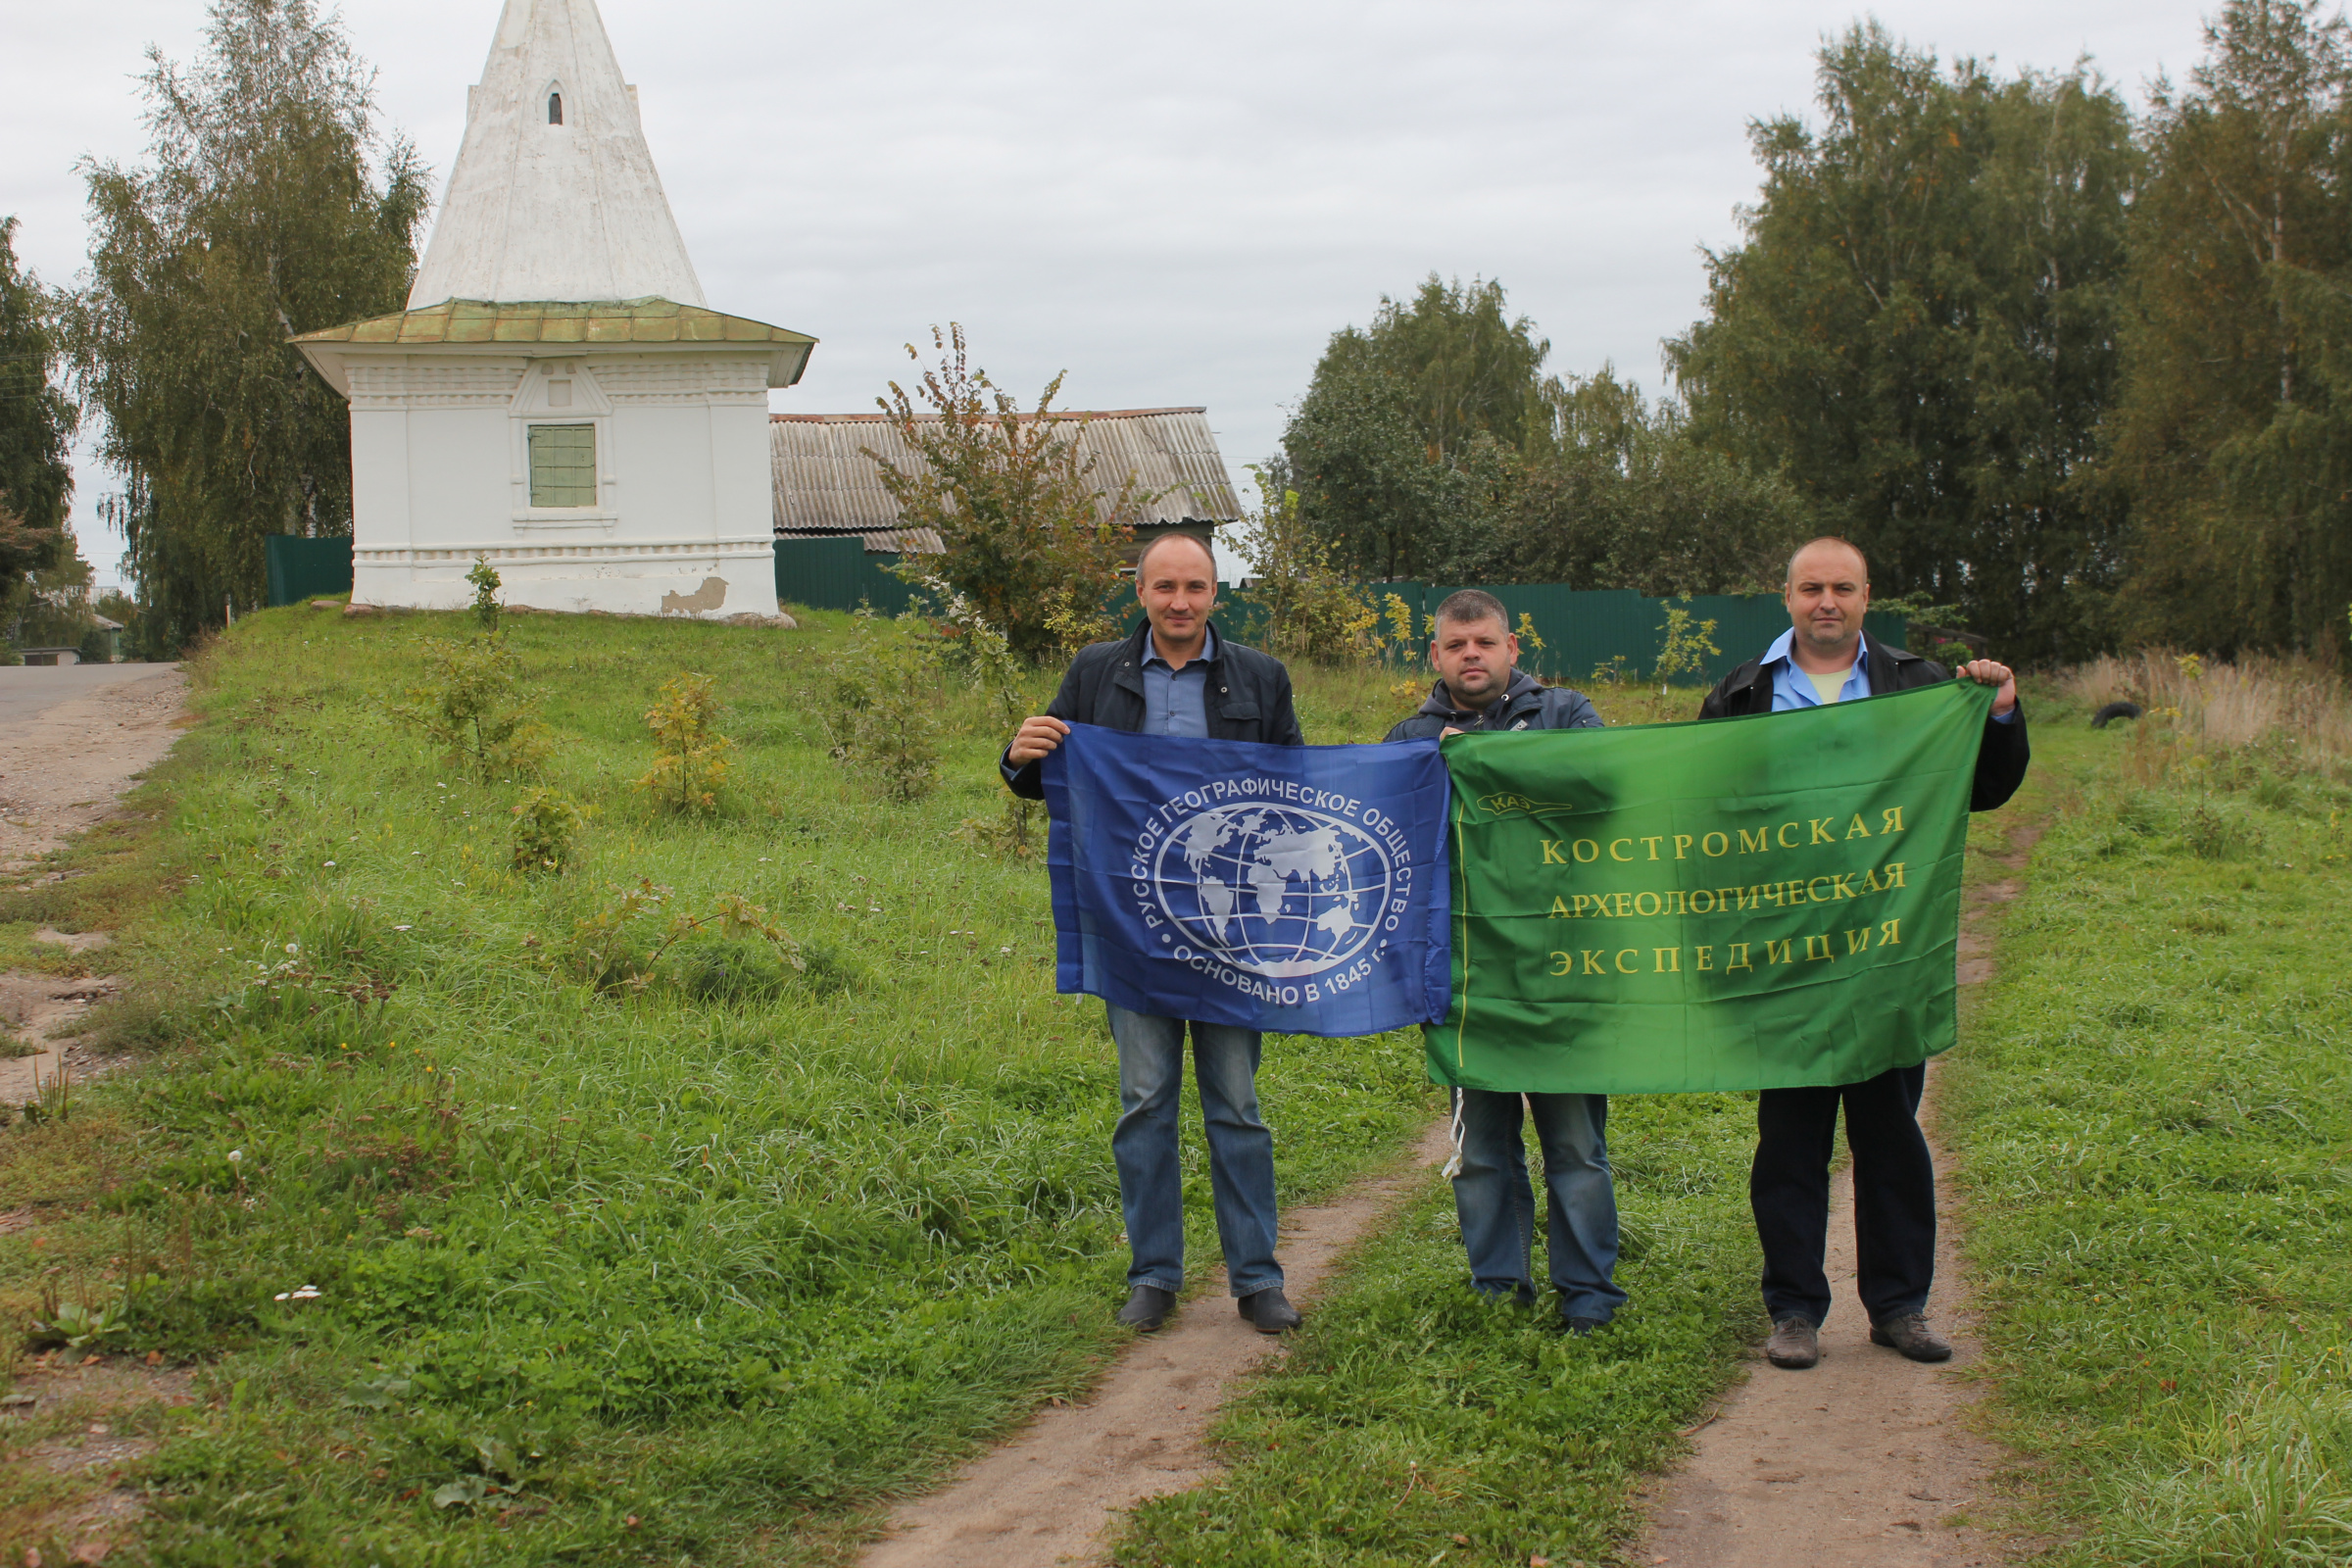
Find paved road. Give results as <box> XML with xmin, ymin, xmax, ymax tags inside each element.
<box><xmin>0</xmin><ymin>662</ymin><xmax>180</xmax><ymax>730</ymax></box>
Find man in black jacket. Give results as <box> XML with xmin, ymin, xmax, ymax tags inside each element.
<box><xmin>1003</xmin><ymin>533</ymin><xmax>1307</xmax><ymax>1336</ymax></box>
<box><xmin>1385</xmin><ymin>590</ymin><xmax>1624</xmax><ymax>1334</ymax></box>
<box><xmin>1697</xmin><ymin>537</ymin><xmax>2028</xmax><ymax>1372</ymax></box>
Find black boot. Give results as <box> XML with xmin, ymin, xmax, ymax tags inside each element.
<box><xmin>1117</xmin><ymin>1285</ymin><xmax>1176</xmax><ymax>1331</ymax></box>
<box><xmin>1237</xmin><ymin>1287</ymin><xmax>1300</xmax><ymax>1334</ymax></box>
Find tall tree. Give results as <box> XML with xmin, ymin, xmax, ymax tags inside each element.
<box><xmin>1282</xmin><ymin>275</ymin><xmax>1547</xmax><ymax>580</ymax></box>
<box><xmin>0</xmin><ymin>216</ymin><xmax>78</xmax><ymax>628</ymax></box>
<box><xmin>64</xmin><ymin>0</ymin><xmax>428</xmax><ymax>655</ymax></box>
<box><xmin>1502</xmin><ymin>368</ymin><xmax>1813</xmax><ymax>597</ymax></box>
<box><xmin>2108</xmin><ymin>0</ymin><xmax>2352</xmax><ymax>661</ymax></box>
<box><xmin>1667</xmin><ymin>23</ymin><xmax>2137</xmax><ymax>661</ymax></box>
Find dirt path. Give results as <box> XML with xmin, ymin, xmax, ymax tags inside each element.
<box><xmin>1642</xmin><ymin>827</ymin><xmax>2041</xmax><ymax>1568</ymax></box>
<box><xmin>0</xmin><ymin>663</ymin><xmax>186</xmax><ymax>1099</ymax></box>
<box><xmin>858</xmin><ymin>1120</ymin><xmax>1453</xmax><ymax>1568</ymax></box>
<box><xmin>0</xmin><ymin>663</ymin><xmax>186</xmax><ymax>882</ymax></box>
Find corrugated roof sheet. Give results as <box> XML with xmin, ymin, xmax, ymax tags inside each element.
<box><xmin>771</xmin><ymin>408</ymin><xmax>1240</xmax><ymax>546</ymax></box>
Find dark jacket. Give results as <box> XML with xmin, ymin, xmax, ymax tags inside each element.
<box><xmin>1697</xmin><ymin>640</ymin><xmax>2030</xmax><ymax>811</ymax></box>
<box><xmin>1002</xmin><ymin>619</ymin><xmax>1305</xmax><ymax>799</ymax></box>
<box><xmin>1383</xmin><ymin>668</ymin><xmax>1602</xmax><ymax>741</ymax></box>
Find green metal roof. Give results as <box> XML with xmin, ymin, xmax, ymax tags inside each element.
<box><xmin>292</xmin><ymin>296</ymin><xmax>816</xmax><ymax>349</ymax></box>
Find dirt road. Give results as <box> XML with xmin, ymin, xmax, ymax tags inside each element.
<box><xmin>858</xmin><ymin>1121</ymin><xmax>1454</xmax><ymax>1568</ymax></box>
<box><xmin>0</xmin><ymin>663</ymin><xmax>186</xmax><ymax>880</ymax></box>
<box><xmin>0</xmin><ymin>662</ymin><xmax>186</xmax><ymax>1102</ymax></box>
<box><xmin>1641</xmin><ymin>829</ymin><xmax>2041</xmax><ymax>1567</ymax></box>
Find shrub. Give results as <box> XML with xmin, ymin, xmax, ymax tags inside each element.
<box><xmin>568</xmin><ymin>879</ymin><xmax>802</xmax><ymax>993</ymax></box>
<box><xmin>823</xmin><ymin>612</ymin><xmax>941</xmax><ymax>803</ymax></box>
<box><xmin>76</xmin><ymin>625</ymin><xmax>113</xmax><ymax>664</ymax></box>
<box><xmin>466</xmin><ymin>555</ymin><xmax>502</xmax><ymax>633</ymax></box>
<box><xmin>509</xmin><ymin>787</ymin><xmax>586</xmax><ymax>873</ymax></box>
<box><xmin>870</xmin><ymin>322</ymin><xmax>1141</xmax><ymax>662</ymax></box>
<box><xmin>673</xmin><ymin>936</ymin><xmax>863</xmax><ymax>1004</ymax></box>
<box><xmin>959</xmin><ymin>795</ymin><xmax>1045</xmax><ymax>860</ymax></box>
<box><xmin>396</xmin><ymin>636</ymin><xmax>551</xmax><ymax>780</ymax></box>
<box><xmin>1652</xmin><ymin>603</ymin><xmax>1721</xmax><ymax>691</ymax></box>
<box><xmin>1232</xmin><ymin>478</ymin><xmax>1378</xmax><ymax>664</ymax></box>
<box><xmin>633</xmin><ymin>673</ymin><xmax>734</xmax><ymax>813</ymax></box>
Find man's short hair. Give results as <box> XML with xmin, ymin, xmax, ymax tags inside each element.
<box><xmin>1787</xmin><ymin>536</ymin><xmax>1870</xmax><ymax>585</ymax></box>
<box><xmin>1136</xmin><ymin>530</ymin><xmax>1217</xmax><ymax>579</ymax></box>
<box><xmin>1433</xmin><ymin>588</ymin><xmax>1511</xmax><ymax>632</ymax></box>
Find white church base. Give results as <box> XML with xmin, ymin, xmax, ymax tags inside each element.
<box><xmin>355</xmin><ymin>538</ymin><xmax>780</xmax><ymax>618</ymax></box>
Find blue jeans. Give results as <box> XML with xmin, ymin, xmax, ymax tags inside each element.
<box><xmin>1106</xmin><ymin>1004</ymin><xmax>1283</xmax><ymax>1298</ymax></box>
<box><xmin>1449</xmin><ymin>1088</ymin><xmax>1625</xmax><ymax>1321</ymax></box>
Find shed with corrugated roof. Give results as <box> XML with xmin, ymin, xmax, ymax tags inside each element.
<box><xmin>769</xmin><ymin>409</ymin><xmax>1241</xmax><ymax>564</ymax></box>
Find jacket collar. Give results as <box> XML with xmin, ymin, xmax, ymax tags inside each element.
<box><xmin>1417</xmin><ymin>667</ymin><xmax>1542</xmax><ymax>720</ymax></box>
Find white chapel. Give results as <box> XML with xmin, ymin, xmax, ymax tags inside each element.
<box><xmin>296</xmin><ymin>0</ymin><xmax>810</xmax><ymax>617</ymax></box>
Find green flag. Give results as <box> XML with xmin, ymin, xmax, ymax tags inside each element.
<box><xmin>1430</xmin><ymin>680</ymin><xmax>1994</xmax><ymax>1094</ymax></box>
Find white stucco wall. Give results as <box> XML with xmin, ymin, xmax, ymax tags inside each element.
<box><xmin>344</xmin><ymin>346</ymin><xmax>780</xmax><ymax>617</ymax></box>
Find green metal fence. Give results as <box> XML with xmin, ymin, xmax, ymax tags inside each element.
<box><xmin>772</xmin><ymin>538</ymin><xmax>923</xmax><ymax>617</ymax></box>
<box><xmin>264</xmin><ymin>535</ymin><xmax>355</xmax><ymax>607</ymax></box>
<box><xmin>763</xmin><ymin>543</ymin><xmax>1913</xmax><ymax>683</ymax></box>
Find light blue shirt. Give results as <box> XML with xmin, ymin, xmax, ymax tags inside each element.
<box><xmin>1141</xmin><ymin>622</ymin><xmax>1217</xmax><ymax>737</ymax></box>
<box><xmin>1760</xmin><ymin>629</ymin><xmax>2017</xmax><ymax>721</ymax></box>
<box><xmin>1762</xmin><ymin>629</ymin><xmax>1871</xmax><ymax>711</ymax></box>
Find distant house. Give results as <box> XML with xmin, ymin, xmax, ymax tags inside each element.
<box><xmin>769</xmin><ymin>407</ymin><xmax>1242</xmax><ymax>567</ymax></box>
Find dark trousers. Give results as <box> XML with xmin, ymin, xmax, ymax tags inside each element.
<box><xmin>1749</xmin><ymin>1063</ymin><xmax>1935</xmax><ymax>1327</ymax></box>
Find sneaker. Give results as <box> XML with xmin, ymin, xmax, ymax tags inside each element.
<box><xmin>1237</xmin><ymin>1287</ymin><xmax>1301</xmax><ymax>1335</ymax></box>
<box><xmin>1560</xmin><ymin>1314</ymin><xmax>1608</xmax><ymax>1337</ymax></box>
<box><xmin>1116</xmin><ymin>1285</ymin><xmax>1176</xmax><ymax>1331</ymax></box>
<box><xmin>1765</xmin><ymin>1315</ymin><xmax>1820</xmax><ymax>1369</ymax></box>
<box><xmin>1869</xmin><ymin>1312</ymin><xmax>1953</xmax><ymax>1362</ymax></box>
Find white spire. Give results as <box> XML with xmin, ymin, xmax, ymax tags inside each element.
<box><xmin>408</xmin><ymin>0</ymin><xmax>706</xmax><ymax>308</ymax></box>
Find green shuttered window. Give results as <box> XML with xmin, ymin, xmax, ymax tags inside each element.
<box><xmin>528</xmin><ymin>423</ymin><xmax>597</xmax><ymax>508</ymax></box>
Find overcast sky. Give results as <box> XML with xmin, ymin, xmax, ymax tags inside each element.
<box><xmin>6</xmin><ymin>0</ymin><xmax>2218</xmax><ymax>588</ymax></box>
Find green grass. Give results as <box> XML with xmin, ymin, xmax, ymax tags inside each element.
<box><xmin>1944</xmin><ymin>702</ymin><xmax>2352</xmax><ymax>1565</ymax></box>
<box><xmin>0</xmin><ymin>606</ymin><xmax>1445</xmax><ymax>1563</ymax></box>
<box><xmin>1113</xmin><ymin>1091</ymin><xmax>1758</xmax><ymax>1567</ymax></box>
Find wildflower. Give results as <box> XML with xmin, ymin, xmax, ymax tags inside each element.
<box><xmin>392</xmin><ymin>924</ymin><xmax>413</xmax><ymax>932</ymax></box>
<box><xmin>227</xmin><ymin>1150</ymin><xmax>243</xmax><ymax>1163</ymax></box>
<box><xmin>284</xmin><ymin>942</ymin><xmax>301</xmax><ymax>956</ymax></box>
<box><xmin>323</xmin><ymin>860</ymin><xmax>336</xmax><ymax>868</ymax></box>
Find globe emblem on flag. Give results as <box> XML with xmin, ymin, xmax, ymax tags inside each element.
<box><xmin>1151</xmin><ymin>803</ymin><xmax>1396</xmax><ymax>978</ymax></box>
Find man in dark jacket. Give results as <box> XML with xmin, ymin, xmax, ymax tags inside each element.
<box><xmin>1697</xmin><ymin>536</ymin><xmax>2028</xmax><ymax>1372</ymax></box>
<box><xmin>1003</xmin><ymin>533</ymin><xmax>1306</xmax><ymax>1337</ymax></box>
<box><xmin>1385</xmin><ymin>590</ymin><xmax>1623</xmax><ymax>1334</ymax></box>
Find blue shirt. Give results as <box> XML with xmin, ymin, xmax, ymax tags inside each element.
<box><xmin>1762</xmin><ymin>628</ymin><xmax>1871</xmax><ymax>711</ymax></box>
<box><xmin>1760</xmin><ymin>628</ymin><xmax>2017</xmax><ymax>721</ymax></box>
<box><xmin>1141</xmin><ymin>623</ymin><xmax>1217</xmax><ymax>738</ymax></box>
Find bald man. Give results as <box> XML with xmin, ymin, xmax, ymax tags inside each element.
<box><xmin>1003</xmin><ymin>532</ymin><xmax>1307</xmax><ymax>1337</ymax></box>
<box><xmin>1698</xmin><ymin>536</ymin><xmax>2028</xmax><ymax>1372</ymax></box>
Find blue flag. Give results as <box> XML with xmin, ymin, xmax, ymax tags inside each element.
<box><xmin>1042</xmin><ymin>725</ymin><xmax>1452</xmax><ymax>1036</ymax></box>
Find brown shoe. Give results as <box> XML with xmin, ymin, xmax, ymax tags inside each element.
<box><xmin>1870</xmin><ymin>1312</ymin><xmax>1953</xmax><ymax>1362</ymax></box>
<box><xmin>1765</xmin><ymin>1316</ymin><xmax>1820</xmax><ymax>1369</ymax></box>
